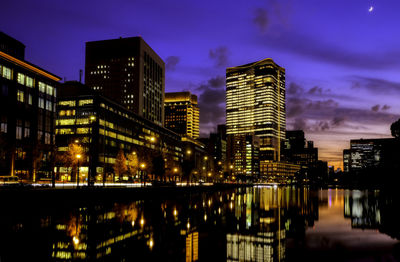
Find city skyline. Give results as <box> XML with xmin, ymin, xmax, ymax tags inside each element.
<box><xmin>2</xmin><ymin>0</ymin><xmax>400</xmax><ymax>168</ymax></box>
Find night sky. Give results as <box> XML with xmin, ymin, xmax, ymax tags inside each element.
<box><xmin>2</xmin><ymin>0</ymin><xmax>400</xmax><ymax>168</ymax></box>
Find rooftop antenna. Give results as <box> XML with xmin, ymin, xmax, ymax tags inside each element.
<box><xmin>79</xmin><ymin>69</ymin><xmax>83</xmax><ymax>83</ymax></box>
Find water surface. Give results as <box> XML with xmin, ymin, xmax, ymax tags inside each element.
<box><xmin>0</xmin><ymin>187</ymin><xmax>399</xmax><ymax>261</ymax></box>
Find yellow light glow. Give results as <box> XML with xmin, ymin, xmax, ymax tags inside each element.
<box><xmin>76</xmin><ymin>154</ymin><xmax>82</xmax><ymax>159</ymax></box>
<box><xmin>140</xmin><ymin>218</ymin><xmax>144</xmax><ymax>226</ymax></box>
<box><xmin>73</xmin><ymin>236</ymin><xmax>79</xmax><ymax>245</ymax></box>
<box><xmin>173</xmin><ymin>209</ymin><xmax>178</xmax><ymax>216</ymax></box>
<box><xmin>186</xmin><ymin>221</ymin><xmax>190</xmax><ymax>229</ymax></box>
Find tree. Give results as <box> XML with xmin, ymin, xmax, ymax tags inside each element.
<box><xmin>113</xmin><ymin>149</ymin><xmax>127</xmax><ymax>182</ymax></box>
<box><xmin>391</xmin><ymin>119</ymin><xmax>400</xmax><ymax>139</ymax></box>
<box><xmin>56</xmin><ymin>142</ymin><xmax>84</xmax><ymax>182</ymax></box>
<box><xmin>127</xmin><ymin>151</ymin><xmax>139</xmax><ymax>180</ymax></box>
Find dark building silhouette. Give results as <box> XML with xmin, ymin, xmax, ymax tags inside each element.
<box><xmin>56</xmin><ymin>81</ymin><xmax>182</xmax><ymax>183</ymax></box>
<box><xmin>199</xmin><ymin>124</ymin><xmax>227</xmax><ymax>178</ymax></box>
<box><xmin>282</xmin><ymin>130</ymin><xmax>318</xmax><ymax>167</ymax></box>
<box><xmin>343</xmin><ymin>138</ymin><xmax>400</xmax><ymax>174</ymax></box>
<box><xmin>0</xmin><ymin>32</ymin><xmax>25</xmax><ymax>60</ymax></box>
<box><xmin>164</xmin><ymin>92</ymin><xmax>199</xmax><ymax>139</ymax></box>
<box><xmin>0</xmin><ymin>32</ymin><xmax>60</xmax><ymax>180</ymax></box>
<box><xmin>85</xmin><ymin>37</ymin><xmax>165</xmax><ymax>126</ymax></box>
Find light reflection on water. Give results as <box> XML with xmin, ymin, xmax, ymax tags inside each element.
<box><xmin>0</xmin><ymin>187</ymin><xmax>399</xmax><ymax>261</ymax></box>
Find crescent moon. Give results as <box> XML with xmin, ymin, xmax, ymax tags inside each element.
<box><xmin>368</xmin><ymin>6</ymin><xmax>374</xmax><ymax>12</ymax></box>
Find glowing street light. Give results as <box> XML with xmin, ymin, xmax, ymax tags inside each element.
<box><xmin>140</xmin><ymin>163</ymin><xmax>146</xmax><ymax>186</ymax></box>
<box><xmin>72</xmin><ymin>236</ymin><xmax>79</xmax><ymax>245</ymax></box>
<box><xmin>150</xmin><ymin>136</ymin><xmax>156</xmax><ymax>142</ymax></box>
<box><xmin>186</xmin><ymin>149</ymin><xmax>192</xmax><ymax>155</ymax></box>
<box><xmin>76</xmin><ymin>154</ymin><xmax>82</xmax><ymax>188</ymax></box>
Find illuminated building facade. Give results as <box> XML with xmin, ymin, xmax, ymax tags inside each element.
<box><xmin>0</xmin><ymin>32</ymin><xmax>60</xmax><ymax>180</ymax></box>
<box><xmin>164</xmin><ymin>92</ymin><xmax>199</xmax><ymax>139</ymax></box>
<box><xmin>226</xmin><ymin>58</ymin><xmax>286</xmax><ymax>178</ymax></box>
<box><xmin>56</xmin><ymin>82</ymin><xmax>182</xmax><ymax>182</ymax></box>
<box><xmin>85</xmin><ymin>37</ymin><xmax>165</xmax><ymax>126</ymax></box>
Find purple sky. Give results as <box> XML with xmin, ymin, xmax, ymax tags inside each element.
<box><xmin>2</xmin><ymin>0</ymin><xmax>400</xmax><ymax>168</ymax></box>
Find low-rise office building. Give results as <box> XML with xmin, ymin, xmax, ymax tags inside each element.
<box><xmin>56</xmin><ymin>81</ymin><xmax>182</xmax><ymax>183</ymax></box>
<box><xmin>0</xmin><ymin>32</ymin><xmax>60</xmax><ymax>181</ymax></box>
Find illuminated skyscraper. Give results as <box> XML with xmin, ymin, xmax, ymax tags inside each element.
<box><xmin>226</xmin><ymin>58</ymin><xmax>286</xmax><ymax>177</ymax></box>
<box><xmin>85</xmin><ymin>37</ymin><xmax>165</xmax><ymax>126</ymax></box>
<box><xmin>164</xmin><ymin>92</ymin><xmax>199</xmax><ymax>139</ymax></box>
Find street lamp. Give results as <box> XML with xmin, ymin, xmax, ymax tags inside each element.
<box><xmin>76</xmin><ymin>154</ymin><xmax>82</xmax><ymax>188</ymax></box>
<box><xmin>140</xmin><ymin>163</ymin><xmax>146</xmax><ymax>186</ymax></box>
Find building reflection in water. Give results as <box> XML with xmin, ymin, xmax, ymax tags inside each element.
<box><xmin>2</xmin><ymin>187</ymin><xmax>400</xmax><ymax>261</ymax></box>
<box><xmin>226</xmin><ymin>187</ymin><xmax>318</xmax><ymax>262</ymax></box>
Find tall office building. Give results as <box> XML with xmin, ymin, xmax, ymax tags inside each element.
<box><xmin>226</xmin><ymin>58</ymin><xmax>286</xmax><ymax>178</ymax></box>
<box><xmin>85</xmin><ymin>37</ymin><xmax>165</xmax><ymax>126</ymax></box>
<box><xmin>0</xmin><ymin>32</ymin><xmax>60</xmax><ymax>180</ymax></box>
<box><xmin>164</xmin><ymin>92</ymin><xmax>199</xmax><ymax>139</ymax></box>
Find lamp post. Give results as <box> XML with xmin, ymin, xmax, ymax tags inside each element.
<box><xmin>76</xmin><ymin>154</ymin><xmax>82</xmax><ymax>188</ymax></box>
<box><xmin>173</xmin><ymin>167</ymin><xmax>178</xmax><ymax>182</ymax></box>
<box><xmin>140</xmin><ymin>163</ymin><xmax>146</xmax><ymax>187</ymax></box>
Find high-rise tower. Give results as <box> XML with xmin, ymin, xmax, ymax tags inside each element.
<box><xmin>164</xmin><ymin>92</ymin><xmax>199</xmax><ymax>139</ymax></box>
<box><xmin>85</xmin><ymin>37</ymin><xmax>165</xmax><ymax>126</ymax></box>
<box><xmin>226</xmin><ymin>58</ymin><xmax>286</xmax><ymax>177</ymax></box>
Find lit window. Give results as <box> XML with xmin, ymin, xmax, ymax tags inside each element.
<box><xmin>46</xmin><ymin>85</ymin><xmax>53</xmax><ymax>96</ymax></box>
<box><xmin>46</xmin><ymin>100</ymin><xmax>52</xmax><ymax>111</ymax></box>
<box><xmin>39</xmin><ymin>82</ymin><xmax>46</xmax><ymax>93</ymax></box>
<box><xmin>58</xmin><ymin>100</ymin><xmax>76</xmax><ymax>107</ymax></box>
<box><xmin>17</xmin><ymin>90</ymin><xmax>24</xmax><ymax>102</ymax></box>
<box><xmin>0</xmin><ymin>117</ymin><xmax>7</xmax><ymax>133</ymax></box>
<box><xmin>1</xmin><ymin>66</ymin><xmax>12</xmax><ymax>80</ymax></box>
<box><xmin>17</xmin><ymin>73</ymin><xmax>25</xmax><ymax>85</ymax></box>
<box><xmin>45</xmin><ymin>132</ymin><xmax>51</xmax><ymax>144</ymax></box>
<box><xmin>78</xmin><ymin>99</ymin><xmax>93</xmax><ymax>106</ymax></box>
<box><xmin>38</xmin><ymin>98</ymin><xmax>45</xmax><ymax>109</ymax></box>
<box><xmin>26</xmin><ymin>76</ymin><xmax>33</xmax><ymax>88</ymax></box>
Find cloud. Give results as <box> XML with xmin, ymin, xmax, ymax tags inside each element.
<box><xmin>349</xmin><ymin>76</ymin><xmax>400</xmax><ymax>94</ymax></box>
<box><xmin>287</xmin><ymin>82</ymin><xmax>304</xmax><ymax>95</ymax></box>
<box><xmin>165</xmin><ymin>56</ymin><xmax>180</xmax><ymax>71</ymax></box>
<box><xmin>256</xmin><ymin>30</ymin><xmax>400</xmax><ymax>69</ymax></box>
<box><xmin>253</xmin><ymin>8</ymin><xmax>269</xmax><ymax>33</ymax></box>
<box><xmin>197</xmin><ymin>75</ymin><xmax>226</xmax><ymax>135</ymax></box>
<box><xmin>371</xmin><ymin>104</ymin><xmax>380</xmax><ymax>112</ymax></box>
<box><xmin>197</xmin><ymin>75</ymin><xmax>225</xmax><ymax>91</ymax></box>
<box><xmin>209</xmin><ymin>46</ymin><xmax>229</xmax><ymax>67</ymax></box>
<box><xmin>292</xmin><ymin>118</ymin><xmax>308</xmax><ymax>130</ymax></box>
<box><xmin>308</xmin><ymin>86</ymin><xmax>323</xmax><ymax>95</ymax></box>
<box><xmin>286</xmin><ymin>82</ymin><xmax>398</xmax><ymax>133</ymax></box>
